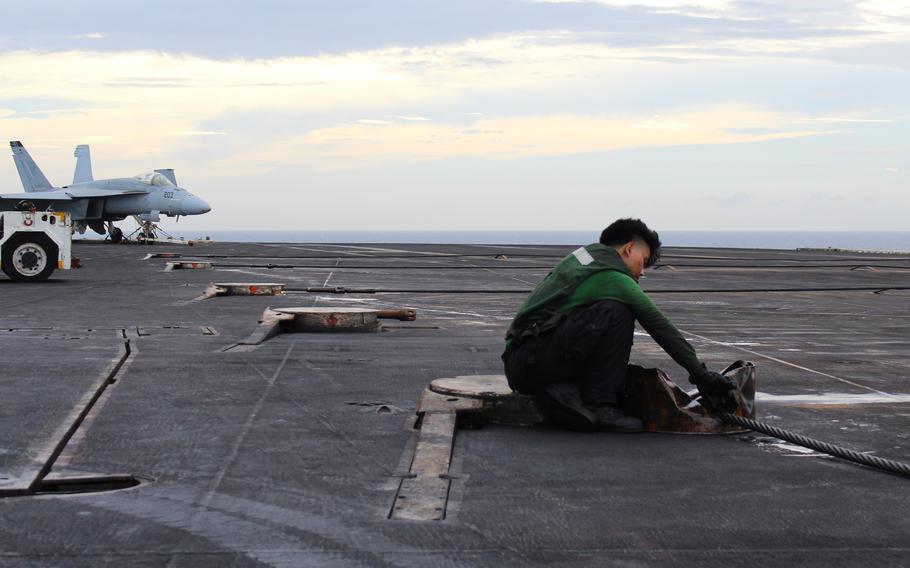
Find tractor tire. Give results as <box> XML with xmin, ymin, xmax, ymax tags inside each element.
<box><xmin>2</xmin><ymin>233</ymin><xmax>58</xmax><ymax>282</ymax></box>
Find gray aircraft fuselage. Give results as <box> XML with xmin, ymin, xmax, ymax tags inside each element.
<box><xmin>60</xmin><ymin>175</ymin><xmax>211</xmax><ymax>220</ymax></box>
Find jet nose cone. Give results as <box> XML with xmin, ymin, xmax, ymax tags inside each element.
<box><xmin>184</xmin><ymin>195</ymin><xmax>211</xmax><ymax>215</ymax></box>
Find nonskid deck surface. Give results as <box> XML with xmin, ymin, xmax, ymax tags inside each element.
<box><xmin>1</xmin><ymin>241</ymin><xmax>908</xmax><ymax>566</ymax></box>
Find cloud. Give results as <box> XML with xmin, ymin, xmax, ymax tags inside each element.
<box><xmin>0</xmin><ymin>27</ymin><xmax>901</xmax><ymax>177</ymax></box>
<box><xmin>530</xmin><ymin>0</ymin><xmax>735</xmax><ymax>18</ymax></box>
<box><xmin>0</xmin><ymin>4</ymin><xmax>905</xmax><ymax>232</ymax></box>
<box><xmin>858</xmin><ymin>0</ymin><xmax>910</xmax><ymax>18</ymax></box>
<box><xmin>228</xmin><ymin>105</ymin><xmax>834</xmax><ymax>170</ymax></box>
<box><xmin>68</xmin><ymin>32</ymin><xmax>106</xmax><ymax>40</ymax></box>
<box><xmin>795</xmin><ymin>117</ymin><xmax>893</xmax><ymax>123</ymax></box>
<box><xmin>629</xmin><ymin>116</ymin><xmax>690</xmax><ymax>130</ymax></box>
<box><xmin>391</xmin><ymin>115</ymin><xmax>431</xmax><ymax>121</ymax></box>
<box><xmin>170</xmin><ymin>130</ymin><xmax>226</xmax><ymax>136</ymax></box>
<box><xmin>533</xmin><ymin>0</ymin><xmax>910</xmax><ymax>24</ymax></box>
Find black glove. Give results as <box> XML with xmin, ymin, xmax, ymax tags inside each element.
<box><xmin>690</xmin><ymin>369</ymin><xmax>739</xmax><ymax>414</ymax></box>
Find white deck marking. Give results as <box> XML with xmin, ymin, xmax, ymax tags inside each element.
<box><xmin>680</xmin><ymin>329</ymin><xmax>894</xmax><ymax>396</ymax></box>
<box><xmin>276</xmin><ymin>245</ymin><xmax>372</xmax><ymax>257</ymax></box>
<box><xmin>197</xmin><ymin>344</ymin><xmax>295</xmax><ymax>515</ymax></box>
<box><xmin>757</xmin><ymin>392</ymin><xmax>910</xmax><ymax>405</ymax></box>
<box><xmin>471</xmin><ymin>243</ymin><xmax>563</xmax><ymax>252</ymax></box>
<box><xmin>478</xmin><ymin>266</ymin><xmax>539</xmax><ymax>287</ymax></box>
<box><xmin>296</xmin><ymin>244</ymin><xmax>457</xmax><ymax>256</ymax></box>
<box><xmin>405</xmin><ymin>305</ymin><xmax>513</xmax><ymax>320</ymax></box>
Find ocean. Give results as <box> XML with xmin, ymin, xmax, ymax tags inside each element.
<box><xmin>162</xmin><ymin>230</ymin><xmax>910</xmax><ymax>252</ymax></box>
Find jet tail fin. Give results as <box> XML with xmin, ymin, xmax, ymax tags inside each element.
<box><xmin>9</xmin><ymin>141</ymin><xmax>53</xmax><ymax>192</ymax></box>
<box><xmin>155</xmin><ymin>168</ymin><xmax>177</xmax><ymax>186</ymax></box>
<box><xmin>73</xmin><ymin>144</ymin><xmax>94</xmax><ymax>183</ymax></box>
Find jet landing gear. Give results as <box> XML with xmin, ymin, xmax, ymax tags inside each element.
<box><xmin>126</xmin><ymin>216</ymin><xmax>175</xmax><ymax>244</ymax></box>
<box><xmin>135</xmin><ymin>219</ymin><xmax>158</xmax><ymax>241</ymax></box>
<box><xmin>89</xmin><ymin>221</ymin><xmax>124</xmax><ymax>244</ymax></box>
<box><xmin>107</xmin><ymin>222</ymin><xmax>123</xmax><ymax>244</ymax></box>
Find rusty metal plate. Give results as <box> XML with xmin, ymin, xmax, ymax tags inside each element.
<box><xmin>211</xmin><ymin>283</ymin><xmax>286</xmax><ymax>296</ymax></box>
<box><xmin>164</xmin><ymin>261</ymin><xmax>212</xmax><ymax>270</ymax></box>
<box><xmin>619</xmin><ymin>361</ymin><xmax>756</xmax><ymax>435</ymax></box>
<box><xmin>273</xmin><ymin>307</ymin><xmax>382</xmax><ymax>332</ymax></box>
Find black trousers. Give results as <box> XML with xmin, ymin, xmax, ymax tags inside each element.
<box><xmin>502</xmin><ymin>300</ymin><xmax>635</xmax><ymax>406</ymax></box>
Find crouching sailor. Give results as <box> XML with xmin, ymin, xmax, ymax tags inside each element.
<box><xmin>502</xmin><ymin>218</ymin><xmax>737</xmax><ymax>432</ymax></box>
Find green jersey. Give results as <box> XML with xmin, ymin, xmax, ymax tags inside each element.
<box><xmin>506</xmin><ymin>243</ymin><xmax>704</xmax><ymax>377</ymax></box>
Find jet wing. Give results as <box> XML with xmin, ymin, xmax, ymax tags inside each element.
<box><xmin>0</xmin><ymin>188</ymin><xmax>150</xmax><ymax>200</ymax></box>
<box><xmin>62</xmin><ymin>188</ymin><xmax>150</xmax><ymax>198</ymax></box>
<box><xmin>0</xmin><ymin>190</ymin><xmax>74</xmax><ymax>200</ymax></box>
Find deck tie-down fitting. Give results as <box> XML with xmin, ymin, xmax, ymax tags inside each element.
<box><xmin>229</xmin><ymin>307</ymin><xmax>418</xmax><ymax>349</ymax></box>
<box><xmin>142</xmin><ymin>252</ymin><xmax>182</xmax><ymax>260</ymax></box>
<box><xmin>165</xmin><ymin>261</ymin><xmax>212</xmax><ymax>271</ymax></box>
<box><xmin>201</xmin><ymin>283</ymin><xmax>286</xmax><ymax>298</ymax></box>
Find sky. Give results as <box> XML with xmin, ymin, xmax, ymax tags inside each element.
<box><xmin>0</xmin><ymin>0</ymin><xmax>907</xmax><ymax>232</ymax></box>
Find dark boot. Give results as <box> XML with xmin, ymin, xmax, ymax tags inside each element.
<box><xmin>591</xmin><ymin>404</ymin><xmax>644</xmax><ymax>433</ymax></box>
<box><xmin>537</xmin><ymin>382</ymin><xmax>597</xmax><ymax>433</ymax></box>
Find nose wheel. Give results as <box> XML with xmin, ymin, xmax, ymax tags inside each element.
<box><xmin>126</xmin><ymin>217</ymin><xmax>175</xmax><ymax>243</ymax></box>
<box><xmin>139</xmin><ymin>220</ymin><xmax>158</xmax><ymax>240</ymax></box>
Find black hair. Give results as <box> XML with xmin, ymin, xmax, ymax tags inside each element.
<box><xmin>599</xmin><ymin>218</ymin><xmax>661</xmax><ymax>267</ymax></box>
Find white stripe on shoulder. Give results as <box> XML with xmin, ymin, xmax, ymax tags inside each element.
<box><xmin>572</xmin><ymin>247</ymin><xmax>595</xmax><ymax>266</ymax></box>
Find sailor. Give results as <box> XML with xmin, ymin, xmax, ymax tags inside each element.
<box><xmin>502</xmin><ymin>218</ymin><xmax>737</xmax><ymax>432</ymax></box>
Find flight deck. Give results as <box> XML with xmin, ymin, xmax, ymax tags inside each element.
<box><xmin>1</xmin><ymin>241</ymin><xmax>909</xmax><ymax>567</ymax></box>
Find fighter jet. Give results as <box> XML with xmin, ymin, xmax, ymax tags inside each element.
<box><xmin>2</xmin><ymin>141</ymin><xmax>211</xmax><ymax>242</ymax></box>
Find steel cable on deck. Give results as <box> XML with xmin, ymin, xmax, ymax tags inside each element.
<box><xmin>282</xmin><ymin>285</ymin><xmax>910</xmax><ymax>295</ymax></box>
<box><xmin>663</xmin><ymin>255</ymin><xmax>910</xmax><ymax>262</ymax></box>
<box><xmin>652</xmin><ymin>263</ymin><xmax>910</xmax><ymax>270</ymax></box>
<box><xmin>208</xmin><ymin>263</ymin><xmax>554</xmax><ymax>270</ymax></box>
<box><xmin>169</xmin><ymin>252</ymin><xmax>567</xmax><ymax>260</ymax></box>
<box><xmin>188</xmin><ymin>261</ymin><xmax>910</xmax><ymax>271</ymax></box>
<box><xmin>284</xmin><ymin>287</ymin><xmax>531</xmax><ymax>294</ymax></box>
<box><xmin>158</xmin><ymin>252</ymin><xmax>910</xmax><ymax>262</ymax></box>
<box><xmin>155</xmin><ymin>251</ymin><xmax>910</xmax><ymax>262</ymax></box>
<box><xmin>721</xmin><ymin>413</ymin><xmax>910</xmax><ymax>478</ymax></box>
<box><xmin>647</xmin><ymin>286</ymin><xmax>910</xmax><ymax>294</ymax></box>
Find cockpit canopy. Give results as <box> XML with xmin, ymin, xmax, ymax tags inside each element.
<box><xmin>134</xmin><ymin>172</ymin><xmax>176</xmax><ymax>188</ymax></box>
